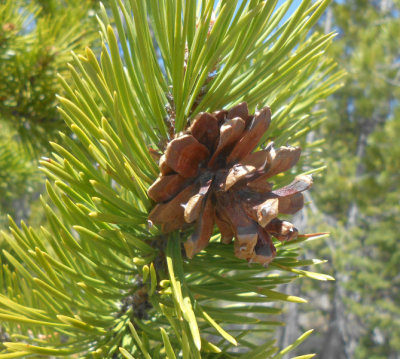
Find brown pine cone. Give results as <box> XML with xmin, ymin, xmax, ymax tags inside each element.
<box><xmin>148</xmin><ymin>102</ymin><xmax>312</xmax><ymax>265</ymax></box>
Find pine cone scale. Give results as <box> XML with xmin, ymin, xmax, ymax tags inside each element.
<box><xmin>214</xmin><ymin>212</ymin><xmax>234</xmax><ymax>244</ymax></box>
<box><xmin>189</xmin><ymin>113</ymin><xmax>219</xmax><ymax>149</ymax></box>
<box><xmin>208</xmin><ymin>117</ymin><xmax>246</xmax><ymax>169</ymax></box>
<box><xmin>223</xmin><ymin>164</ymin><xmax>256</xmax><ymax>191</ymax></box>
<box><xmin>148</xmin><ymin>182</ymin><xmax>198</xmax><ymax>231</ymax></box>
<box><xmin>266</xmin><ymin>219</ymin><xmax>298</xmax><ymax>242</ymax></box>
<box><xmin>271</xmin><ymin>174</ymin><xmax>313</xmax><ymax>197</ymax></box>
<box><xmin>246</xmin><ymin>146</ymin><xmax>301</xmax><ymax>191</ymax></box>
<box><xmin>184</xmin><ymin>173</ymin><xmax>213</xmax><ymax>223</ymax></box>
<box><xmin>148</xmin><ymin>174</ymin><xmax>188</xmax><ymax>202</ymax></box>
<box><xmin>227</xmin><ymin>101</ymin><xmax>250</xmax><ymax>123</ymax></box>
<box><xmin>240</xmin><ymin>149</ymin><xmax>272</xmax><ymax>171</ymax></box>
<box><xmin>184</xmin><ymin>195</ymin><xmax>215</xmax><ymax>258</ymax></box>
<box><xmin>226</xmin><ymin>107</ymin><xmax>271</xmax><ymax>165</ymax></box>
<box><xmin>250</xmin><ymin>228</ymin><xmax>276</xmax><ymax>265</ymax></box>
<box><xmin>277</xmin><ymin>192</ymin><xmax>305</xmax><ymax>215</ymax></box>
<box><xmin>164</xmin><ymin>134</ymin><xmax>210</xmax><ymax>178</ymax></box>
<box><xmin>256</xmin><ymin>198</ymin><xmax>279</xmax><ymax>227</ymax></box>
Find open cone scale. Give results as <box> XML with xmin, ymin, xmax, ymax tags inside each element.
<box><xmin>148</xmin><ymin>102</ymin><xmax>312</xmax><ymax>265</ymax></box>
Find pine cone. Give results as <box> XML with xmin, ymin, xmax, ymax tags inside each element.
<box><xmin>148</xmin><ymin>102</ymin><xmax>312</xmax><ymax>265</ymax></box>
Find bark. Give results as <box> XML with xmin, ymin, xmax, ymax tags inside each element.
<box><xmin>279</xmin><ymin>280</ymin><xmax>301</xmax><ymax>359</ymax></box>
<box><xmin>320</xmin><ymin>288</ymin><xmax>346</xmax><ymax>359</ymax></box>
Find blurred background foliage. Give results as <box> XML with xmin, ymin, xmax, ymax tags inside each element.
<box><xmin>0</xmin><ymin>0</ymin><xmax>103</xmax><ymax>225</ymax></box>
<box><xmin>0</xmin><ymin>0</ymin><xmax>99</xmax><ymax>154</ymax></box>
<box><xmin>0</xmin><ymin>0</ymin><xmax>399</xmax><ymax>358</ymax></box>
<box><xmin>0</xmin><ymin>123</ymin><xmax>41</xmax><ymax>227</ymax></box>
<box><xmin>278</xmin><ymin>1</ymin><xmax>400</xmax><ymax>359</ymax></box>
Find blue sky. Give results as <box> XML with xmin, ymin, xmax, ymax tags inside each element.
<box><xmin>277</xmin><ymin>0</ymin><xmax>303</xmax><ymax>20</ymax></box>
<box><xmin>235</xmin><ymin>0</ymin><xmax>304</xmax><ymax>26</ymax></box>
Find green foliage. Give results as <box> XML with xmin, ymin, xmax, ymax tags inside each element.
<box><xmin>0</xmin><ymin>0</ymin><xmax>342</xmax><ymax>357</ymax></box>
<box><xmin>0</xmin><ymin>0</ymin><xmax>97</xmax><ymax>153</ymax></box>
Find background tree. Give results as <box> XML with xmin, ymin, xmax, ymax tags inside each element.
<box><xmin>0</xmin><ymin>0</ymin><xmax>100</xmax><ymax>152</ymax></box>
<box><xmin>0</xmin><ymin>0</ymin><xmax>343</xmax><ymax>357</ymax></box>
<box><xmin>0</xmin><ymin>0</ymin><xmax>101</xmax><ymax>224</ymax></box>
<box><xmin>278</xmin><ymin>1</ymin><xmax>400</xmax><ymax>358</ymax></box>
